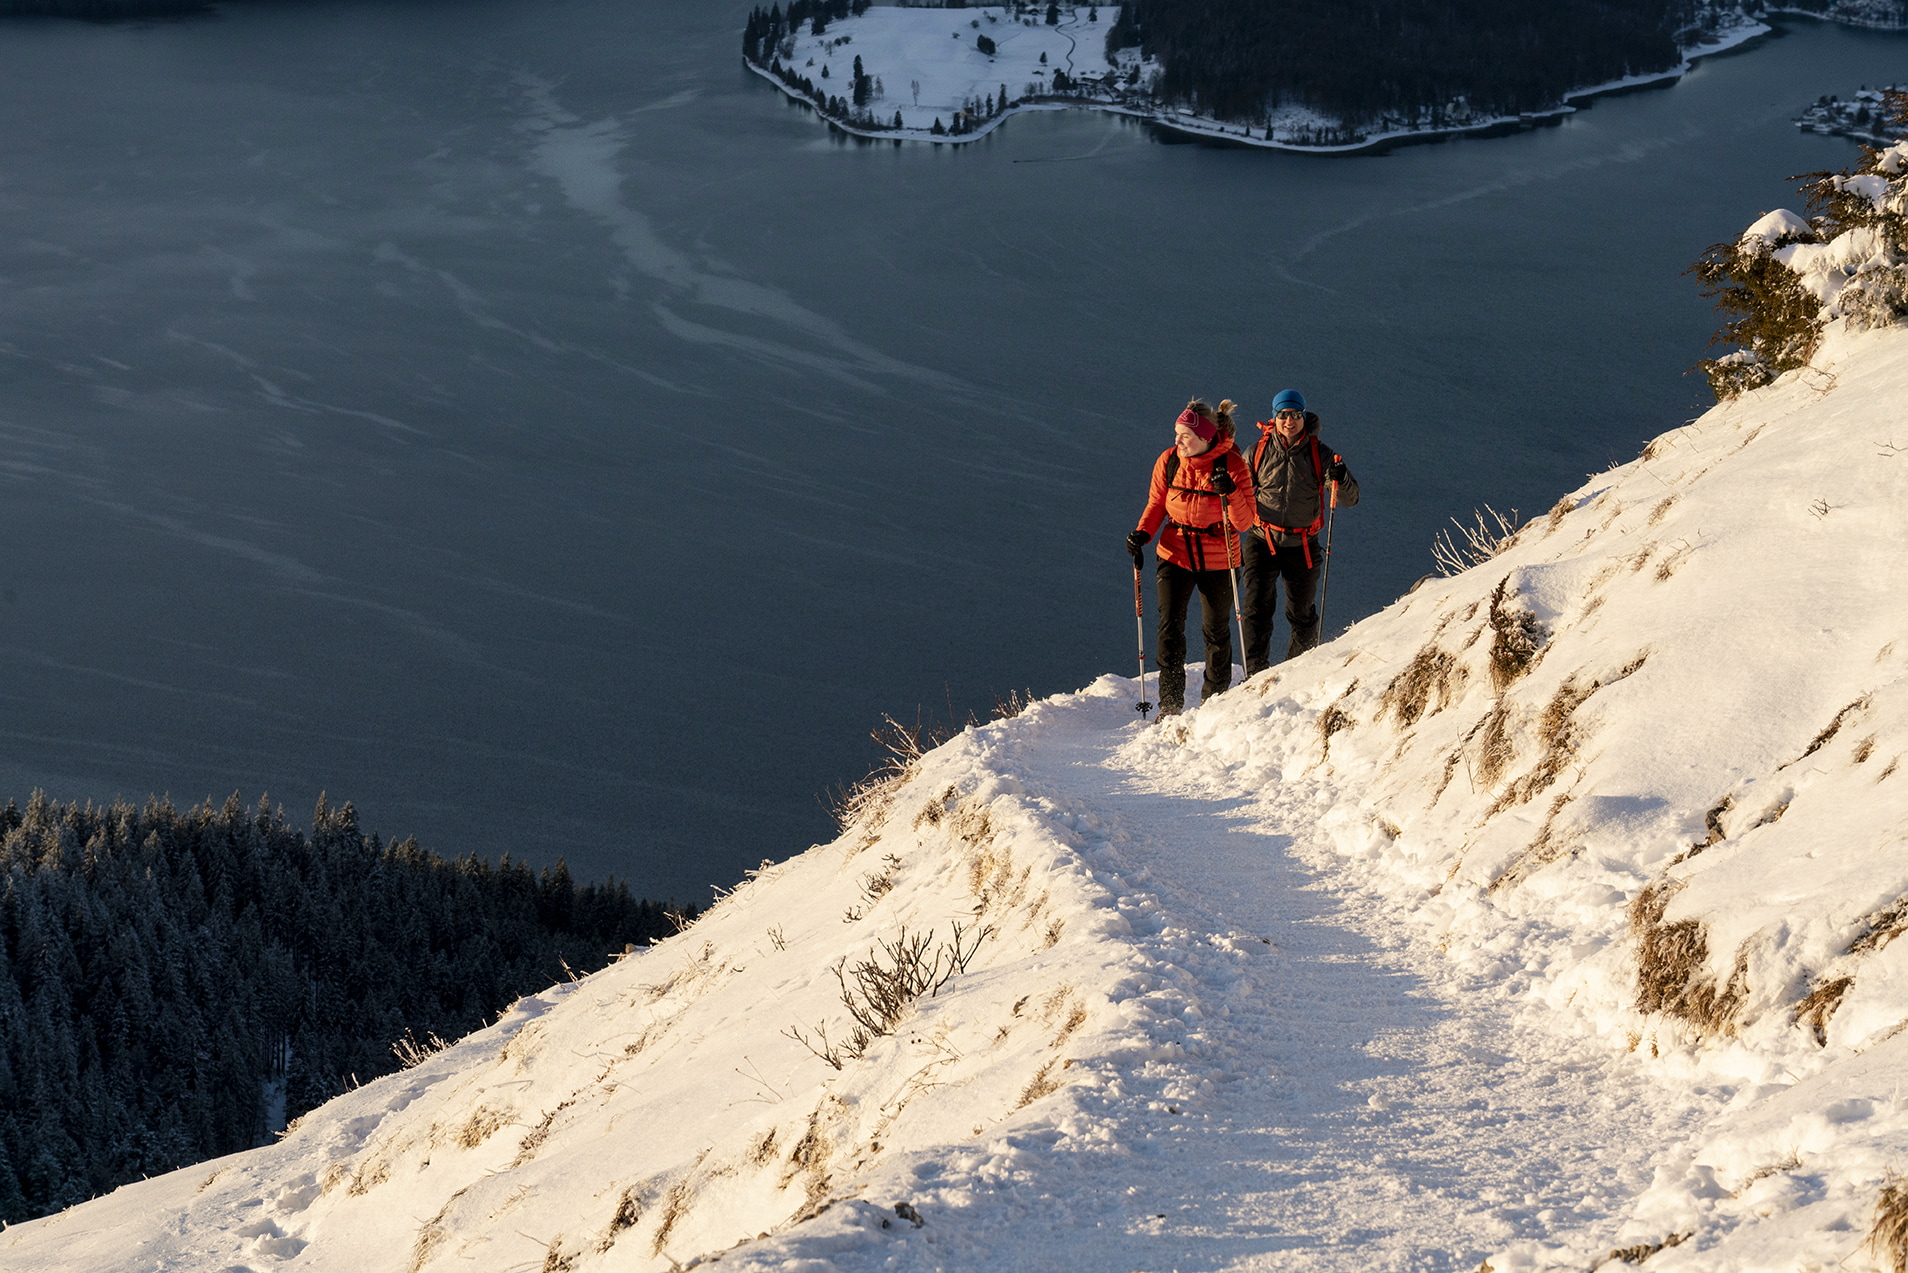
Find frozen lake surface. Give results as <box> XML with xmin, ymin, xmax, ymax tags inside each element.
<box><xmin>0</xmin><ymin>2</ymin><xmax>1900</xmax><ymax>900</ymax></box>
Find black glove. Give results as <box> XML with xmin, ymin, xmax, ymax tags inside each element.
<box><xmin>1324</xmin><ymin>459</ymin><xmax>1348</xmax><ymax>484</ymax></box>
<box><xmin>1209</xmin><ymin>465</ymin><xmax>1235</xmax><ymax>495</ymax></box>
<box><xmin>1125</xmin><ymin>529</ymin><xmax>1150</xmax><ymax>564</ymax></box>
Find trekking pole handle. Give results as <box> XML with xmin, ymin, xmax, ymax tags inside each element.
<box><xmin>1329</xmin><ymin>453</ymin><xmax>1341</xmax><ymax>509</ymax></box>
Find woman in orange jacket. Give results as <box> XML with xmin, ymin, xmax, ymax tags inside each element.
<box><xmin>1125</xmin><ymin>399</ymin><xmax>1257</xmax><ymax>716</ymax></box>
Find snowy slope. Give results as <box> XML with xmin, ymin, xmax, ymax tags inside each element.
<box><xmin>6</xmin><ymin>327</ymin><xmax>1908</xmax><ymax>1269</ymax></box>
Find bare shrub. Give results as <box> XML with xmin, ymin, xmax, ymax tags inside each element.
<box><xmin>1631</xmin><ymin>881</ymin><xmax>1746</xmax><ymax>1035</ymax></box>
<box><xmin>1380</xmin><ymin>645</ymin><xmax>1464</xmax><ymax>728</ymax></box>
<box><xmin>1432</xmin><ymin>505</ymin><xmax>1520</xmax><ymax>576</ymax></box>
<box><xmin>1794</xmin><ymin>976</ymin><xmax>1854</xmax><ymax>1046</ymax></box>
<box><xmin>1869</xmin><ymin>1175</ymin><xmax>1908</xmax><ymax>1273</ymax></box>
<box><xmin>786</xmin><ymin>924</ymin><xmax>993</xmax><ymax>1068</ymax></box>
<box><xmin>1486</xmin><ymin>577</ymin><xmax>1546</xmax><ymax>694</ymax></box>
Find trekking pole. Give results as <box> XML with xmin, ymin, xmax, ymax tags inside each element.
<box><xmin>1316</xmin><ymin>455</ymin><xmax>1341</xmax><ymax>644</ymax></box>
<box><xmin>1222</xmin><ymin>519</ymin><xmax>1247</xmax><ymax>680</ymax></box>
<box><xmin>1131</xmin><ymin>563</ymin><xmax>1153</xmax><ymax>720</ymax></box>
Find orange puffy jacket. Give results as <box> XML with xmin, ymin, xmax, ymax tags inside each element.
<box><xmin>1135</xmin><ymin>439</ymin><xmax>1257</xmax><ymax>571</ymax></box>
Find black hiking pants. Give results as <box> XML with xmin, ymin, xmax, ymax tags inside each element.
<box><xmin>1155</xmin><ymin>558</ymin><xmax>1235</xmax><ymax>713</ymax></box>
<box><xmin>1241</xmin><ymin>531</ymin><xmax>1320</xmax><ymax>676</ymax></box>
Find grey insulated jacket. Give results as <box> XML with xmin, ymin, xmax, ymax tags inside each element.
<box><xmin>1249</xmin><ymin>411</ymin><xmax>1360</xmax><ymax>550</ymax></box>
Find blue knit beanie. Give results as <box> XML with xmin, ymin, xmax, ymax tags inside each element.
<box><xmin>1271</xmin><ymin>389</ymin><xmax>1306</xmax><ymax>413</ymax></box>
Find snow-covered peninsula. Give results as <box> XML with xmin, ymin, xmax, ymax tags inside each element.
<box><xmin>744</xmin><ymin>2</ymin><xmax>1816</xmax><ymax>152</ymax></box>
<box><xmin>7</xmin><ymin>139</ymin><xmax>1908</xmax><ymax>1272</ymax></box>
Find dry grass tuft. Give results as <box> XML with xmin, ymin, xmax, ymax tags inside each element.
<box><xmin>1630</xmin><ymin>881</ymin><xmax>1746</xmax><ymax>1036</ymax></box>
<box><xmin>1486</xmin><ymin>577</ymin><xmax>1546</xmax><ymax>693</ymax></box>
<box><xmin>596</xmin><ymin>1186</ymin><xmax>643</xmax><ymax>1252</ymax></box>
<box><xmin>1605</xmin><ymin>1232</ymin><xmax>1688</xmax><ymax>1264</ymax></box>
<box><xmin>1795</xmin><ymin>696</ymin><xmax>1871</xmax><ymax>763</ymax></box>
<box><xmin>1647</xmin><ymin>493</ymin><xmax>1678</xmax><ymax>525</ymax></box>
<box><xmin>1852</xmin><ymin>896</ymin><xmax>1908</xmax><ymax>956</ymax></box>
<box><xmin>410</xmin><ymin>1227</ymin><xmax>448</xmax><ymax>1273</ymax></box>
<box><xmin>542</xmin><ymin>1242</ymin><xmax>576</xmax><ymax>1273</ymax></box>
<box><xmin>347</xmin><ymin>1157</ymin><xmax>391</xmax><ymax>1197</ymax></box>
<box><xmin>1380</xmin><ymin>644</ymin><xmax>1466</xmax><ymax>728</ymax></box>
<box><xmin>1794</xmin><ymin>977</ymin><xmax>1854</xmax><ymax>1046</ymax></box>
<box><xmin>830</xmin><ymin>713</ymin><xmax>956</xmax><ymax>843</ymax></box>
<box><xmin>1486</xmin><ymin>677</ymin><xmax>1597</xmax><ymax>815</ymax></box>
<box><xmin>1475</xmin><ymin>704</ymin><xmax>1515</xmax><ymax>787</ymax></box>
<box><xmin>1053</xmin><ymin>1004</ymin><xmax>1088</xmax><ymax>1047</ymax></box>
<box><xmin>1855</xmin><ymin>736</ymin><xmax>1877</xmax><ymax>764</ymax></box>
<box><xmin>1544</xmin><ymin>496</ymin><xmax>1575</xmax><ymax>534</ymax></box>
<box><xmin>1869</xmin><ymin>1176</ymin><xmax>1908</xmax><ymax>1273</ymax></box>
<box><xmin>650</xmin><ymin>1169</ymin><xmax>697</xmax><ymax>1258</ymax></box>
<box><xmin>512</xmin><ymin>1100</ymin><xmax>573</xmax><ymax>1168</ymax></box>
<box><xmin>456</xmin><ymin>1104</ymin><xmax>514</xmax><ymax>1150</ymax></box>
<box><xmin>1315</xmin><ymin>679</ymin><xmax>1361</xmax><ymax>761</ymax></box>
<box><xmin>913</xmin><ymin>784</ymin><xmax>958</xmax><ymax>830</ymax></box>
<box><xmin>1489</xmin><ymin>792</ymin><xmax>1575</xmax><ymax>893</ymax></box>
<box><xmin>1040</xmin><ymin>917</ymin><xmax>1065</xmax><ymax>950</ymax></box>
<box><xmin>1016</xmin><ymin>1061</ymin><xmax>1062</xmax><ymax>1109</ymax></box>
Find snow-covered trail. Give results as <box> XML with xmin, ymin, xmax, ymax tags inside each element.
<box><xmin>912</xmin><ymin>684</ymin><xmax>1732</xmax><ymax>1270</ymax></box>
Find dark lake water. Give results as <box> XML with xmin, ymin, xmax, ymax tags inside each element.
<box><xmin>0</xmin><ymin>3</ymin><xmax>1899</xmax><ymax>901</ymax></box>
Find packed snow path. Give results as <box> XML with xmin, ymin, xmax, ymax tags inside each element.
<box><xmin>765</xmin><ymin>685</ymin><xmax>1728</xmax><ymax>1272</ymax></box>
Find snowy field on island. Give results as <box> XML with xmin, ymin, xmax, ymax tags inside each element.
<box><xmin>761</xmin><ymin>4</ymin><xmax>1130</xmax><ymax>133</ymax></box>
<box><xmin>8</xmin><ymin>289</ymin><xmax>1908</xmax><ymax>1270</ymax></box>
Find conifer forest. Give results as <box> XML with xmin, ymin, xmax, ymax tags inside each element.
<box><xmin>0</xmin><ymin>793</ymin><xmax>687</xmax><ymax>1223</ymax></box>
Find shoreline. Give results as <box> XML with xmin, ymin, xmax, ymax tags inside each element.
<box><xmin>747</xmin><ymin>10</ymin><xmax>1899</xmax><ymax>154</ymax></box>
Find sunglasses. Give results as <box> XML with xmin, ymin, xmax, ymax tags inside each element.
<box><xmin>1274</xmin><ymin>409</ymin><xmax>1304</xmax><ymax>420</ymax></box>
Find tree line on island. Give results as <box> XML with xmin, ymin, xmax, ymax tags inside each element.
<box><xmin>0</xmin><ymin>791</ymin><xmax>693</xmax><ymax>1224</ymax></box>
<box><xmin>745</xmin><ymin>0</ymin><xmax>1906</xmax><ymax>146</ymax></box>
<box><xmin>1110</xmin><ymin>0</ymin><xmax>1729</xmax><ymax>141</ymax></box>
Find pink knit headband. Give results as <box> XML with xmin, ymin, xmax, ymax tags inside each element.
<box><xmin>1175</xmin><ymin>408</ymin><xmax>1217</xmax><ymax>442</ymax></box>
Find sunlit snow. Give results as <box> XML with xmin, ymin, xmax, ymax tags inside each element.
<box><xmin>6</xmin><ymin>324</ymin><xmax>1908</xmax><ymax>1270</ymax></box>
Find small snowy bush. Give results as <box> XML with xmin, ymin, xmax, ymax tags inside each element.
<box><xmin>1693</xmin><ymin>89</ymin><xmax>1908</xmax><ymax>398</ymax></box>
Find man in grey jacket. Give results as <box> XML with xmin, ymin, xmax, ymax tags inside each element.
<box><xmin>1240</xmin><ymin>389</ymin><xmax>1359</xmax><ymax>673</ymax></box>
